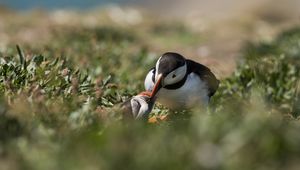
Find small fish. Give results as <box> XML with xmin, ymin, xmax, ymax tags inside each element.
<box><xmin>120</xmin><ymin>91</ymin><xmax>156</xmax><ymax>120</ymax></box>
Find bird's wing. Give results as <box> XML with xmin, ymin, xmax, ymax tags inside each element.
<box><xmin>186</xmin><ymin>59</ymin><xmax>220</xmax><ymax>97</ymax></box>
<box><xmin>144</xmin><ymin>67</ymin><xmax>155</xmax><ymax>91</ymax></box>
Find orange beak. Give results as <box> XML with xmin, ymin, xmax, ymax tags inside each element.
<box><xmin>150</xmin><ymin>74</ymin><xmax>163</xmax><ymax>99</ymax></box>
<box><xmin>138</xmin><ymin>91</ymin><xmax>152</xmax><ymax>97</ymax></box>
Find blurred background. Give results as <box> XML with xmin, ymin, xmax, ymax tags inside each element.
<box><xmin>1</xmin><ymin>1</ymin><xmax>300</xmax><ymax>170</ymax></box>
<box><xmin>0</xmin><ymin>0</ymin><xmax>299</xmax><ymax>76</ymax></box>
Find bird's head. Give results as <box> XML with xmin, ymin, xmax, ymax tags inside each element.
<box><xmin>150</xmin><ymin>52</ymin><xmax>187</xmax><ymax>99</ymax></box>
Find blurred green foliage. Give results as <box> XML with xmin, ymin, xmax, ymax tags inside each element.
<box><xmin>214</xmin><ymin>27</ymin><xmax>300</xmax><ymax>117</ymax></box>
<box><xmin>0</xmin><ymin>22</ymin><xmax>300</xmax><ymax>170</ymax></box>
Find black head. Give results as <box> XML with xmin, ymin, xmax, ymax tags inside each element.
<box><xmin>156</xmin><ymin>52</ymin><xmax>186</xmax><ymax>76</ymax></box>
<box><xmin>150</xmin><ymin>52</ymin><xmax>187</xmax><ymax>98</ymax></box>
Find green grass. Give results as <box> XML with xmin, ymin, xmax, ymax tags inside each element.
<box><xmin>0</xmin><ymin>17</ymin><xmax>300</xmax><ymax>170</ymax></box>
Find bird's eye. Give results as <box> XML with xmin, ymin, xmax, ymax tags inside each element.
<box><xmin>172</xmin><ymin>74</ymin><xmax>176</xmax><ymax>78</ymax></box>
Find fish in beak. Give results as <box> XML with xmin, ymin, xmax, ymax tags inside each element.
<box><xmin>121</xmin><ymin>91</ymin><xmax>156</xmax><ymax>120</ymax></box>
<box><xmin>150</xmin><ymin>74</ymin><xmax>163</xmax><ymax>99</ymax></box>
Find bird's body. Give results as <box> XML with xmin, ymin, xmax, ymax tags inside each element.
<box><xmin>156</xmin><ymin>72</ymin><xmax>209</xmax><ymax>109</ymax></box>
<box><xmin>145</xmin><ymin>52</ymin><xmax>219</xmax><ymax>110</ymax></box>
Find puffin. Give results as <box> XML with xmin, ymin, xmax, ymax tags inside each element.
<box><xmin>120</xmin><ymin>91</ymin><xmax>156</xmax><ymax>120</ymax></box>
<box><xmin>145</xmin><ymin>52</ymin><xmax>219</xmax><ymax>109</ymax></box>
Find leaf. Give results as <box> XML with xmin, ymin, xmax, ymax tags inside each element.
<box><xmin>102</xmin><ymin>75</ymin><xmax>111</xmax><ymax>87</ymax></box>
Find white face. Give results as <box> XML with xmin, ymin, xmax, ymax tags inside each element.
<box><xmin>163</xmin><ymin>64</ymin><xmax>187</xmax><ymax>86</ymax></box>
<box><xmin>154</xmin><ymin>56</ymin><xmax>162</xmax><ymax>80</ymax></box>
<box><xmin>154</xmin><ymin>55</ymin><xmax>187</xmax><ymax>86</ymax></box>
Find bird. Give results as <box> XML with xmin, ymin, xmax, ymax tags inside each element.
<box><xmin>144</xmin><ymin>52</ymin><xmax>219</xmax><ymax>110</ymax></box>
<box><xmin>120</xmin><ymin>91</ymin><xmax>156</xmax><ymax>120</ymax></box>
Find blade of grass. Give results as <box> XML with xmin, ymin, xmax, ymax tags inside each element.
<box><xmin>16</xmin><ymin>45</ymin><xmax>27</xmax><ymax>70</ymax></box>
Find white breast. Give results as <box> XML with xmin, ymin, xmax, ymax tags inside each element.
<box><xmin>144</xmin><ymin>68</ymin><xmax>155</xmax><ymax>91</ymax></box>
<box><xmin>156</xmin><ymin>73</ymin><xmax>209</xmax><ymax>109</ymax></box>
